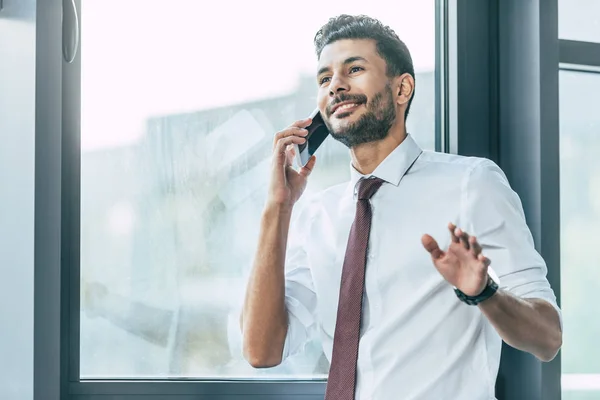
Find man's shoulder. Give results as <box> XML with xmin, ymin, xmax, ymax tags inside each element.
<box><xmin>417</xmin><ymin>150</ymin><xmax>489</xmax><ymax>167</ymax></box>
<box><xmin>414</xmin><ymin>150</ymin><xmax>499</xmax><ymax>177</ymax></box>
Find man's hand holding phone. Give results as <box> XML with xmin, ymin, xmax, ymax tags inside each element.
<box><xmin>268</xmin><ymin>118</ymin><xmax>317</xmax><ymax>211</ymax></box>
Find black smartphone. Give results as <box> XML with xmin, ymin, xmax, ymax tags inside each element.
<box><xmin>294</xmin><ymin>108</ymin><xmax>330</xmax><ymax>167</ymax></box>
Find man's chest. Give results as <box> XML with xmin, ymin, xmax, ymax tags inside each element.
<box><xmin>303</xmin><ymin>190</ymin><xmax>463</xmax><ymax>330</ymax></box>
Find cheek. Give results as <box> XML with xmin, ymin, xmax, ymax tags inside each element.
<box><xmin>317</xmin><ymin>91</ymin><xmax>329</xmax><ymax>115</ymax></box>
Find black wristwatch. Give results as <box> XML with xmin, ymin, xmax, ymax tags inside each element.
<box><xmin>454</xmin><ymin>275</ymin><xmax>499</xmax><ymax>305</ymax></box>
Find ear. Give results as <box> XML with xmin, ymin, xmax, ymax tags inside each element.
<box><xmin>394</xmin><ymin>73</ymin><xmax>414</xmax><ymax>106</ymax></box>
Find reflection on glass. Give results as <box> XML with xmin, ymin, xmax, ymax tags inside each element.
<box><xmin>559</xmin><ymin>70</ymin><xmax>600</xmax><ymax>399</ymax></box>
<box><xmin>559</xmin><ymin>0</ymin><xmax>600</xmax><ymax>42</ymax></box>
<box><xmin>79</xmin><ymin>0</ymin><xmax>437</xmax><ymax>378</ymax></box>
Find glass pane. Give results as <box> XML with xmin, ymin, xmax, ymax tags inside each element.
<box><xmin>0</xmin><ymin>2</ymin><xmax>36</xmax><ymax>399</ymax></box>
<box><xmin>80</xmin><ymin>0</ymin><xmax>437</xmax><ymax>378</ymax></box>
<box><xmin>559</xmin><ymin>0</ymin><xmax>600</xmax><ymax>42</ymax></box>
<box><xmin>560</xmin><ymin>70</ymin><xmax>600</xmax><ymax>398</ymax></box>
<box><xmin>563</xmin><ymin>393</ymin><xmax>600</xmax><ymax>400</ymax></box>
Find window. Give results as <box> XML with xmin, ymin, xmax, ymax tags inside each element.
<box><xmin>78</xmin><ymin>0</ymin><xmax>439</xmax><ymax>380</ymax></box>
<box><xmin>559</xmin><ymin>69</ymin><xmax>600</xmax><ymax>400</ymax></box>
<box><xmin>559</xmin><ymin>0</ymin><xmax>600</xmax><ymax>42</ymax></box>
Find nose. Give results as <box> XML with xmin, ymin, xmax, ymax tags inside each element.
<box><xmin>329</xmin><ymin>75</ymin><xmax>349</xmax><ymax>97</ymax></box>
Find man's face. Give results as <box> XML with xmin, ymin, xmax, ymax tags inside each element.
<box><xmin>316</xmin><ymin>39</ymin><xmax>397</xmax><ymax>148</ymax></box>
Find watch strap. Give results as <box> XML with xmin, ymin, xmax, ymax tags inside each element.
<box><xmin>454</xmin><ymin>275</ymin><xmax>498</xmax><ymax>305</ymax></box>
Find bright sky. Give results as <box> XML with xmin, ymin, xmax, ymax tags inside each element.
<box><xmin>81</xmin><ymin>0</ymin><xmax>436</xmax><ymax>150</ymax></box>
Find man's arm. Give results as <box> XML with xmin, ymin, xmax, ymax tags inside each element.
<box><xmin>241</xmin><ymin>200</ymin><xmax>319</xmax><ymax>369</ymax></box>
<box><xmin>241</xmin><ymin>118</ymin><xmax>315</xmax><ymax>368</ymax></box>
<box><xmin>241</xmin><ymin>205</ymin><xmax>292</xmax><ymax>368</ymax></box>
<box><xmin>478</xmin><ymin>290</ymin><xmax>562</xmax><ymax>361</ymax></box>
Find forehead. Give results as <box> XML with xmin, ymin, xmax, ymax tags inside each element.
<box><xmin>317</xmin><ymin>39</ymin><xmax>385</xmax><ymax>70</ymax></box>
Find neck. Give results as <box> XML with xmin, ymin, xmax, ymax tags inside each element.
<box><xmin>350</xmin><ymin>121</ymin><xmax>407</xmax><ymax>175</ymax></box>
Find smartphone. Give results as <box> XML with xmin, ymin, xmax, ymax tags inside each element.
<box><xmin>294</xmin><ymin>108</ymin><xmax>330</xmax><ymax>167</ymax></box>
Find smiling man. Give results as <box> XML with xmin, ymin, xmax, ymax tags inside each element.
<box><xmin>241</xmin><ymin>15</ymin><xmax>562</xmax><ymax>400</ymax></box>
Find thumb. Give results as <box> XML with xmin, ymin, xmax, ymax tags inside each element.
<box><xmin>421</xmin><ymin>234</ymin><xmax>444</xmax><ymax>260</ymax></box>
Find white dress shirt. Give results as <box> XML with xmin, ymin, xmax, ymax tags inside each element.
<box><xmin>281</xmin><ymin>134</ymin><xmax>561</xmax><ymax>400</ymax></box>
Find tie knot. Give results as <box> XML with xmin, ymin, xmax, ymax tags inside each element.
<box><xmin>357</xmin><ymin>177</ymin><xmax>385</xmax><ymax>200</ymax></box>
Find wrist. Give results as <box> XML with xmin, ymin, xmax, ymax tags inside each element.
<box><xmin>454</xmin><ymin>275</ymin><xmax>499</xmax><ymax>306</ymax></box>
<box><xmin>263</xmin><ymin>201</ymin><xmax>294</xmax><ymax>218</ymax></box>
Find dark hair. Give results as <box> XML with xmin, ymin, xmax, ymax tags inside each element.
<box><xmin>314</xmin><ymin>15</ymin><xmax>415</xmax><ymax>119</ymax></box>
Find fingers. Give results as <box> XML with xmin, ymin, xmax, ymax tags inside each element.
<box><xmin>285</xmin><ymin>144</ymin><xmax>296</xmax><ymax>166</ymax></box>
<box><xmin>469</xmin><ymin>236</ymin><xmax>483</xmax><ymax>257</ymax></box>
<box><xmin>450</xmin><ymin>223</ymin><xmax>485</xmax><ymax>260</ymax></box>
<box><xmin>298</xmin><ymin>155</ymin><xmax>316</xmax><ymax>178</ymax></box>
<box><xmin>273</xmin><ymin>135</ymin><xmax>306</xmax><ymax>160</ymax></box>
<box><xmin>439</xmin><ymin>224</ymin><xmax>479</xmax><ymax>251</ymax></box>
<box><xmin>286</xmin><ymin>144</ymin><xmax>296</xmax><ymax>156</ymax></box>
<box><xmin>448</xmin><ymin>222</ymin><xmax>459</xmax><ymax>243</ymax></box>
<box><xmin>291</xmin><ymin>117</ymin><xmax>313</xmax><ymax>129</ymax></box>
<box><xmin>421</xmin><ymin>234</ymin><xmax>445</xmax><ymax>260</ymax></box>
<box><xmin>272</xmin><ymin>117</ymin><xmax>313</xmax><ymax>154</ymax></box>
<box><xmin>450</xmin><ymin>224</ymin><xmax>470</xmax><ymax>250</ymax></box>
<box><xmin>273</xmin><ymin>126</ymin><xmax>308</xmax><ymax>151</ymax></box>
<box><xmin>478</xmin><ymin>254</ymin><xmax>491</xmax><ymax>268</ymax></box>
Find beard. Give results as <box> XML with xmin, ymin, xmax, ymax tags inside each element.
<box><xmin>324</xmin><ymin>83</ymin><xmax>397</xmax><ymax>149</ymax></box>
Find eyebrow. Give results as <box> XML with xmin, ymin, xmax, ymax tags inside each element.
<box><xmin>317</xmin><ymin>56</ymin><xmax>369</xmax><ymax>77</ymax></box>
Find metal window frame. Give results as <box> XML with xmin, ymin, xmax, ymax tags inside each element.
<box><xmin>559</xmin><ymin>39</ymin><xmax>600</xmax><ymax>69</ymax></box>
<box><xmin>34</xmin><ymin>1</ymin><xmax>65</xmax><ymax>399</ymax></box>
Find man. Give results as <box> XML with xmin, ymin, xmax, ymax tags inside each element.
<box><xmin>241</xmin><ymin>14</ymin><xmax>562</xmax><ymax>400</ymax></box>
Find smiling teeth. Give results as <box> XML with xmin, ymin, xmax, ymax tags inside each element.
<box><xmin>338</xmin><ymin>103</ymin><xmax>358</xmax><ymax>111</ymax></box>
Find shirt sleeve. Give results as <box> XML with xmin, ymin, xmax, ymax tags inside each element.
<box><xmin>461</xmin><ymin>159</ymin><xmax>562</xmax><ymax>328</ymax></box>
<box><xmin>280</xmin><ymin>203</ymin><xmax>319</xmax><ymax>361</ymax></box>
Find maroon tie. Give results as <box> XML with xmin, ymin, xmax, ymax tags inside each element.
<box><xmin>325</xmin><ymin>177</ymin><xmax>385</xmax><ymax>400</ymax></box>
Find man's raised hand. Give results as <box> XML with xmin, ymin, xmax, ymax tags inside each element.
<box><xmin>421</xmin><ymin>223</ymin><xmax>491</xmax><ymax>296</ymax></box>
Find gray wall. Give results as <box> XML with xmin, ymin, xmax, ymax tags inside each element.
<box><xmin>0</xmin><ymin>1</ymin><xmax>36</xmax><ymax>399</ymax></box>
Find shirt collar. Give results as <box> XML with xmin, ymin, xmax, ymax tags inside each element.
<box><xmin>349</xmin><ymin>133</ymin><xmax>423</xmax><ymax>193</ymax></box>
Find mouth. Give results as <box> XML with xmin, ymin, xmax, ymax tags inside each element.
<box><xmin>331</xmin><ymin>101</ymin><xmax>364</xmax><ymax>116</ymax></box>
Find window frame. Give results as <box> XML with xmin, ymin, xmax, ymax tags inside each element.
<box><xmin>559</xmin><ymin>39</ymin><xmax>600</xmax><ymax>71</ymax></box>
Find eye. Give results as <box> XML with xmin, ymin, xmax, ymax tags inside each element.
<box><xmin>319</xmin><ymin>76</ymin><xmax>331</xmax><ymax>85</ymax></box>
<box><xmin>350</xmin><ymin>66</ymin><xmax>364</xmax><ymax>73</ymax></box>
